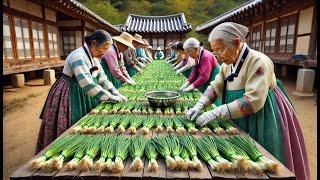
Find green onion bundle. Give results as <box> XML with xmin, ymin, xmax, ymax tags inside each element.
<box><xmin>97</xmin><ymin>116</ymin><xmax>110</xmax><ymax>133</ymax></box>
<box><xmin>164</xmin><ymin>107</ymin><xmax>174</xmax><ymax>115</ymax></box>
<box><xmin>180</xmin><ymin>147</ymin><xmax>193</xmax><ymax>170</ymax></box>
<box><xmin>100</xmin><ymin>103</ymin><xmax>113</xmax><ymax>114</ymax></box>
<box><xmin>105</xmin><ymin>116</ymin><xmax>121</xmax><ymax>133</ymax></box>
<box><xmin>145</xmin><ymin>140</ymin><xmax>158</xmax><ymax>172</ymax></box>
<box><xmin>116</xmin><ymin>116</ymin><xmax>131</xmax><ymax>133</ymax></box>
<box><xmin>211</xmin><ymin>136</ymin><xmax>248</xmax><ymax>172</ymax></box>
<box><xmin>173</xmin><ymin>118</ymin><xmax>187</xmax><ymax>135</ymax></box>
<box><xmin>163</xmin><ymin>117</ymin><xmax>174</xmax><ymax>133</ymax></box>
<box><xmin>51</xmin><ymin>135</ymin><xmax>86</xmax><ymax>171</ymax></box>
<box><xmin>71</xmin><ymin>115</ymin><xmax>93</xmax><ymax>134</ymax></box>
<box><xmin>132</xmin><ymin>103</ymin><xmax>142</xmax><ymax>114</ymax></box>
<box><xmin>169</xmin><ymin>135</ymin><xmax>184</xmax><ymax>169</ymax></box>
<box><xmin>128</xmin><ymin>116</ymin><xmax>144</xmax><ymax>134</ymax></box>
<box><xmin>153</xmin><ymin>135</ymin><xmax>176</xmax><ymax>169</ymax></box>
<box><xmin>79</xmin><ymin>135</ymin><xmax>101</xmax><ymax>171</ymax></box>
<box><xmin>94</xmin><ymin>135</ymin><xmax>116</xmax><ymax>172</ymax></box>
<box><xmin>81</xmin><ymin>115</ymin><xmax>98</xmax><ymax>134</ymax></box>
<box><xmin>227</xmin><ymin>136</ymin><xmax>279</xmax><ymax>174</ymax></box>
<box><xmin>30</xmin><ymin>135</ymin><xmax>75</xmax><ymax>170</ymax></box>
<box><xmin>179</xmin><ymin>135</ymin><xmax>203</xmax><ymax>171</ymax></box>
<box><xmin>141</xmin><ymin>103</ymin><xmax>148</xmax><ymax>115</ymax></box>
<box><xmin>111</xmin><ymin>135</ymin><xmax>131</xmax><ymax>173</ymax></box>
<box><xmin>141</xmin><ymin>116</ymin><xmax>155</xmax><ymax>135</ymax></box>
<box><xmin>180</xmin><ymin>117</ymin><xmax>198</xmax><ymax>134</ymax></box>
<box><xmin>66</xmin><ymin>138</ymin><xmax>88</xmax><ymax>170</ymax></box>
<box><xmin>155</xmin><ymin>107</ymin><xmax>162</xmax><ymax>115</ymax></box>
<box><xmin>90</xmin><ymin>103</ymin><xmax>105</xmax><ymax>114</ymax></box>
<box><xmin>89</xmin><ymin>115</ymin><xmax>104</xmax><ymax>133</ymax></box>
<box><xmin>154</xmin><ymin>116</ymin><xmax>164</xmax><ymax>134</ymax></box>
<box><xmin>208</xmin><ymin>120</ymin><xmax>226</xmax><ymax>135</ymax></box>
<box><xmin>110</xmin><ymin>103</ymin><xmax>123</xmax><ymax>114</ymax></box>
<box><xmin>147</xmin><ymin>106</ymin><xmax>154</xmax><ymax>115</ymax></box>
<box><xmin>175</xmin><ymin>104</ymin><xmax>183</xmax><ymax>115</ymax></box>
<box><xmin>200</xmin><ymin>126</ymin><xmax>213</xmax><ymax>135</ymax></box>
<box><xmin>218</xmin><ymin>120</ymin><xmax>239</xmax><ymax>135</ymax></box>
<box><xmin>129</xmin><ymin>135</ymin><xmax>147</xmax><ymax>171</ymax></box>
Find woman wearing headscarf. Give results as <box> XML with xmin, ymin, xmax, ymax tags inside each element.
<box><xmin>123</xmin><ymin>47</ymin><xmax>142</xmax><ymax>77</ymax></box>
<box><xmin>101</xmin><ymin>32</ymin><xmax>136</xmax><ymax>88</ymax></box>
<box><xmin>36</xmin><ymin>30</ymin><xmax>127</xmax><ymax>153</ymax></box>
<box><xmin>186</xmin><ymin>22</ymin><xmax>310</xmax><ymax>180</ymax></box>
<box><xmin>134</xmin><ymin>34</ymin><xmax>151</xmax><ymax>64</ymax></box>
<box><xmin>179</xmin><ymin>37</ymin><xmax>221</xmax><ymax>94</ymax></box>
<box><xmin>154</xmin><ymin>47</ymin><xmax>165</xmax><ymax>60</ymax></box>
<box><xmin>173</xmin><ymin>41</ymin><xmax>195</xmax><ymax>78</ymax></box>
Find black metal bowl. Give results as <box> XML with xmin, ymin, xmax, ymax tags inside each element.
<box><xmin>144</xmin><ymin>90</ymin><xmax>180</xmax><ymax>107</ymax></box>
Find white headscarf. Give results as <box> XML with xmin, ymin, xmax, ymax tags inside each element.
<box><xmin>208</xmin><ymin>22</ymin><xmax>249</xmax><ymax>43</ymax></box>
<box><xmin>183</xmin><ymin>37</ymin><xmax>200</xmax><ymax>50</ymax></box>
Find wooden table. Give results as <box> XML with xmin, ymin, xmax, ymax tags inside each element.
<box><xmin>10</xmin><ymin>115</ymin><xmax>296</xmax><ymax>180</ymax></box>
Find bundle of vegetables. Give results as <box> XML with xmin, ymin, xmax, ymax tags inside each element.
<box><xmin>30</xmin><ymin>135</ymin><xmax>76</xmax><ymax>170</ymax></box>
<box><xmin>66</xmin><ymin>137</ymin><xmax>88</xmax><ymax>170</ymax></box>
<box><xmin>80</xmin><ymin>115</ymin><xmax>100</xmax><ymax>134</ymax></box>
<box><xmin>180</xmin><ymin>117</ymin><xmax>198</xmax><ymax>134</ymax></box>
<box><xmin>79</xmin><ymin>135</ymin><xmax>101</xmax><ymax>171</ymax></box>
<box><xmin>90</xmin><ymin>103</ymin><xmax>105</xmax><ymax>114</ymax></box>
<box><xmin>164</xmin><ymin>107</ymin><xmax>174</xmax><ymax>115</ymax></box>
<box><xmin>123</xmin><ymin>102</ymin><xmax>136</xmax><ymax>114</ymax></box>
<box><xmin>180</xmin><ymin>147</ymin><xmax>193</xmax><ymax>170</ymax></box>
<box><xmin>218</xmin><ymin>119</ymin><xmax>239</xmax><ymax>135</ymax></box>
<box><xmin>116</xmin><ymin>116</ymin><xmax>131</xmax><ymax>133</ymax></box>
<box><xmin>110</xmin><ymin>103</ymin><xmax>122</xmax><ymax>114</ymax></box>
<box><xmin>100</xmin><ymin>103</ymin><xmax>113</xmax><ymax>114</ymax></box>
<box><xmin>132</xmin><ymin>102</ymin><xmax>142</xmax><ymax>114</ymax></box>
<box><xmin>179</xmin><ymin>135</ymin><xmax>203</xmax><ymax>171</ymax></box>
<box><xmin>227</xmin><ymin>135</ymin><xmax>279</xmax><ymax>174</ymax></box>
<box><xmin>111</xmin><ymin>135</ymin><xmax>131</xmax><ymax>173</ymax></box>
<box><xmin>154</xmin><ymin>116</ymin><xmax>164</xmax><ymax>133</ymax></box>
<box><xmin>128</xmin><ymin>116</ymin><xmax>144</xmax><ymax>134</ymax></box>
<box><xmin>173</xmin><ymin>117</ymin><xmax>187</xmax><ymax>135</ymax></box>
<box><xmin>141</xmin><ymin>103</ymin><xmax>149</xmax><ymax>115</ymax></box>
<box><xmin>169</xmin><ymin>135</ymin><xmax>185</xmax><ymax>169</ymax></box>
<box><xmin>89</xmin><ymin>115</ymin><xmax>104</xmax><ymax>134</ymax></box>
<box><xmin>200</xmin><ymin>126</ymin><xmax>213</xmax><ymax>135</ymax></box>
<box><xmin>207</xmin><ymin>120</ymin><xmax>226</xmax><ymax>135</ymax></box>
<box><xmin>147</xmin><ymin>106</ymin><xmax>154</xmax><ymax>115</ymax></box>
<box><xmin>155</xmin><ymin>107</ymin><xmax>162</xmax><ymax>115</ymax></box>
<box><xmin>145</xmin><ymin>140</ymin><xmax>159</xmax><ymax>172</ymax></box>
<box><xmin>153</xmin><ymin>135</ymin><xmax>176</xmax><ymax>169</ymax></box>
<box><xmin>141</xmin><ymin>116</ymin><xmax>155</xmax><ymax>135</ymax></box>
<box><xmin>94</xmin><ymin>135</ymin><xmax>116</xmax><ymax>172</ymax></box>
<box><xmin>163</xmin><ymin>117</ymin><xmax>174</xmax><ymax>133</ymax></box>
<box><xmin>71</xmin><ymin>115</ymin><xmax>94</xmax><ymax>134</ymax></box>
<box><xmin>118</xmin><ymin>103</ymin><xmax>129</xmax><ymax>114</ymax></box>
<box><xmin>175</xmin><ymin>103</ymin><xmax>183</xmax><ymax>115</ymax></box>
<box><xmin>50</xmin><ymin>135</ymin><xmax>87</xmax><ymax>171</ymax></box>
<box><xmin>211</xmin><ymin>136</ymin><xmax>249</xmax><ymax>172</ymax></box>
<box><xmin>97</xmin><ymin>116</ymin><xmax>110</xmax><ymax>133</ymax></box>
<box><xmin>129</xmin><ymin>135</ymin><xmax>147</xmax><ymax>171</ymax></box>
<box><xmin>229</xmin><ymin>142</ymin><xmax>262</xmax><ymax>173</ymax></box>
<box><xmin>105</xmin><ymin>116</ymin><xmax>121</xmax><ymax>133</ymax></box>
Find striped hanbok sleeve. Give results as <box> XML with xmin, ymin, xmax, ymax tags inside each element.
<box><xmin>71</xmin><ymin>53</ymin><xmax>112</xmax><ymax>101</ymax></box>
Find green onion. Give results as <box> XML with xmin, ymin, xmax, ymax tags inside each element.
<box><xmin>105</xmin><ymin>115</ymin><xmax>121</xmax><ymax>133</ymax></box>
<box><xmin>169</xmin><ymin>135</ymin><xmax>184</xmax><ymax>169</ymax></box>
<box><xmin>128</xmin><ymin>116</ymin><xmax>144</xmax><ymax>134</ymax></box>
<box><xmin>218</xmin><ymin>119</ymin><xmax>239</xmax><ymax>135</ymax></box>
<box><xmin>71</xmin><ymin>115</ymin><xmax>93</xmax><ymax>134</ymax></box>
<box><xmin>179</xmin><ymin>135</ymin><xmax>203</xmax><ymax>171</ymax></box>
<box><xmin>97</xmin><ymin>116</ymin><xmax>110</xmax><ymax>133</ymax></box>
<box><xmin>141</xmin><ymin>116</ymin><xmax>155</xmax><ymax>135</ymax></box>
<box><xmin>90</xmin><ymin>103</ymin><xmax>105</xmax><ymax>114</ymax></box>
<box><xmin>163</xmin><ymin>117</ymin><xmax>174</xmax><ymax>133</ymax></box>
<box><xmin>66</xmin><ymin>137</ymin><xmax>89</xmax><ymax>170</ymax></box>
<box><xmin>111</xmin><ymin>135</ymin><xmax>131</xmax><ymax>173</ymax></box>
<box><xmin>153</xmin><ymin>135</ymin><xmax>176</xmax><ymax>169</ymax></box>
<box><xmin>173</xmin><ymin>118</ymin><xmax>187</xmax><ymax>135</ymax></box>
<box><xmin>101</xmin><ymin>103</ymin><xmax>113</xmax><ymax>114</ymax></box>
<box><xmin>155</xmin><ymin>108</ymin><xmax>162</xmax><ymax>115</ymax></box>
<box><xmin>154</xmin><ymin>116</ymin><xmax>164</xmax><ymax>134</ymax></box>
<box><xmin>180</xmin><ymin>117</ymin><xmax>198</xmax><ymax>134</ymax></box>
<box><xmin>129</xmin><ymin>135</ymin><xmax>147</xmax><ymax>171</ymax></box>
<box><xmin>207</xmin><ymin>120</ymin><xmax>226</xmax><ymax>135</ymax></box>
<box><xmin>200</xmin><ymin>126</ymin><xmax>213</xmax><ymax>135</ymax></box>
<box><xmin>145</xmin><ymin>140</ymin><xmax>158</xmax><ymax>172</ymax></box>
<box><xmin>79</xmin><ymin>135</ymin><xmax>101</xmax><ymax>171</ymax></box>
<box><xmin>180</xmin><ymin>147</ymin><xmax>192</xmax><ymax>170</ymax></box>
<box><xmin>116</xmin><ymin>116</ymin><xmax>131</xmax><ymax>133</ymax></box>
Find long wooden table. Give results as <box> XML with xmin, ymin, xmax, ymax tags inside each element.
<box><xmin>10</xmin><ymin>114</ymin><xmax>296</xmax><ymax>180</ymax></box>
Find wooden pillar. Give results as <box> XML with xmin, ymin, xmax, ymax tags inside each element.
<box><xmin>308</xmin><ymin>5</ymin><xmax>316</xmax><ymax>59</ymax></box>
<box><xmin>81</xmin><ymin>20</ymin><xmax>85</xmax><ymax>44</ymax></box>
<box><xmin>42</xmin><ymin>0</ymin><xmax>50</xmax><ymax>59</ymax></box>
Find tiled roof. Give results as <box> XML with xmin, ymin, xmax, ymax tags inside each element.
<box><xmin>121</xmin><ymin>13</ymin><xmax>192</xmax><ymax>33</ymax></box>
<box><xmin>196</xmin><ymin>0</ymin><xmax>262</xmax><ymax>32</ymax></box>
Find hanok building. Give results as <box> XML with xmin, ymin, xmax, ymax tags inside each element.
<box><xmin>121</xmin><ymin>13</ymin><xmax>192</xmax><ymax>55</ymax></box>
<box><xmin>196</xmin><ymin>0</ymin><xmax>317</xmax><ymax>69</ymax></box>
<box><xmin>3</xmin><ymin>0</ymin><xmax>120</xmax><ymax>86</ymax></box>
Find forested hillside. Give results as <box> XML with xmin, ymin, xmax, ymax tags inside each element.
<box><xmin>78</xmin><ymin>0</ymin><xmax>247</xmax><ymax>48</ymax></box>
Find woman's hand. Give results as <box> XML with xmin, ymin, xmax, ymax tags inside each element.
<box><xmin>196</xmin><ymin>104</ymin><xmax>230</xmax><ymax>126</ymax></box>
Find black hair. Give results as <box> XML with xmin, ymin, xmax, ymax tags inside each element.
<box><xmin>176</xmin><ymin>41</ymin><xmax>184</xmax><ymax>51</ymax></box>
<box><xmin>199</xmin><ymin>41</ymin><xmax>204</xmax><ymax>47</ymax></box>
<box><xmin>84</xmin><ymin>29</ymin><xmax>112</xmax><ymax>47</ymax></box>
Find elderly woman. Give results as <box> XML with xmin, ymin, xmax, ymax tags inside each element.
<box><xmin>134</xmin><ymin>34</ymin><xmax>151</xmax><ymax>64</ymax></box>
<box><xmin>154</xmin><ymin>47</ymin><xmax>165</xmax><ymax>60</ymax></box>
<box><xmin>173</xmin><ymin>41</ymin><xmax>195</xmax><ymax>78</ymax></box>
<box><xmin>123</xmin><ymin>46</ymin><xmax>142</xmax><ymax>77</ymax></box>
<box><xmin>36</xmin><ymin>30</ymin><xmax>126</xmax><ymax>153</ymax></box>
<box><xmin>101</xmin><ymin>32</ymin><xmax>136</xmax><ymax>88</ymax></box>
<box><xmin>167</xmin><ymin>42</ymin><xmax>178</xmax><ymax>64</ymax></box>
<box><xmin>179</xmin><ymin>37</ymin><xmax>221</xmax><ymax>93</ymax></box>
<box><xmin>186</xmin><ymin>22</ymin><xmax>310</xmax><ymax>180</ymax></box>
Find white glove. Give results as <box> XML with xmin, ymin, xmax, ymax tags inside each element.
<box><xmin>127</xmin><ymin>79</ymin><xmax>136</xmax><ymax>85</ymax></box>
<box><xmin>185</xmin><ymin>102</ymin><xmax>205</xmax><ymax>121</ymax></box>
<box><xmin>196</xmin><ymin>104</ymin><xmax>230</xmax><ymax>126</ymax></box>
<box><xmin>109</xmin><ymin>95</ymin><xmax>123</xmax><ymax>103</ymax></box>
<box><xmin>176</xmin><ymin>69</ymin><xmax>182</xmax><ymax>75</ymax></box>
<box><xmin>179</xmin><ymin>81</ymin><xmax>190</xmax><ymax>90</ymax></box>
<box><xmin>118</xmin><ymin>94</ymin><xmax>128</xmax><ymax>102</ymax></box>
<box><xmin>182</xmin><ymin>84</ymin><xmax>195</xmax><ymax>92</ymax></box>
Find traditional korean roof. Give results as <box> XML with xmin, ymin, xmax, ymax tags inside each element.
<box><xmin>53</xmin><ymin>0</ymin><xmax>120</xmax><ymax>34</ymax></box>
<box><xmin>121</xmin><ymin>13</ymin><xmax>192</xmax><ymax>33</ymax></box>
<box><xmin>196</xmin><ymin>0</ymin><xmax>262</xmax><ymax>33</ymax></box>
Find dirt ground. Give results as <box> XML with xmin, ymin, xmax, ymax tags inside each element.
<box><xmin>3</xmin><ymin>78</ymin><xmax>317</xmax><ymax>180</ymax></box>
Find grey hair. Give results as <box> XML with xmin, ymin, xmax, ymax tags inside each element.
<box><xmin>183</xmin><ymin>37</ymin><xmax>200</xmax><ymax>51</ymax></box>
<box><xmin>208</xmin><ymin>22</ymin><xmax>248</xmax><ymax>47</ymax></box>
<box><xmin>84</xmin><ymin>29</ymin><xmax>113</xmax><ymax>47</ymax></box>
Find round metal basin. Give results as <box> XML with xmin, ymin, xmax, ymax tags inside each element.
<box><xmin>144</xmin><ymin>90</ymin><xmax>180</xmax><ymax>108</ymax></box>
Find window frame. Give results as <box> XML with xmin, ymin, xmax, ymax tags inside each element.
<box><xmin>264</xmin><ymin>20</ymin><xmax>277</xmax><ymax>53</ymax></box>
<box><xmin>14</xmin><ymin>16</ymin><xmax>33</xmax><ymax>60</ymax></box>
<box><xmin>278</xmin><ymin>14</ymin><xmax>297</xmax><ymax>54</ymax></box>
<box><xmin>61</xmin><ymin>30</ymin><xmax>76</xmax><ymax>56</ymax></box>
<box><xmin>251</xmin><ymin>24</ymin><xmax>262</xmax><ymax>51</ymax></box>
<box><xmin>3</xmin><ymin>13</ymin><xmax>14</xmax><ymax>61</ymax></box>
<box><xmin>31</xmin><ymin>21</ymin><xmax>46</xmax><ymax>59</ymax></box>
<box><xmin>47</xmin><ymin>25</ymin><xmax>59</xmax><ymax>58</ymax></box>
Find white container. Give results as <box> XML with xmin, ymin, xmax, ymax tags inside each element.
<box><xmin>296</xmin><ymin>68</ymin><xmax>315</xmax><ymax>93</ymax></box>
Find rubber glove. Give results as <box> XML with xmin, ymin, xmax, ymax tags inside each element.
<box><xmin>196</xmin><ymin>104</ymin><xmax>230</xmax><ymax>126</ymax></box>
<box><xmin>185</xmin><ymin>102</ymin><xmax>204</xmax><ymax>121</ymax></box>
<box><xmin>182</xmin><ymin>84</ymin><xmax>194</xmax><ymax>92</ymax></box>
<box><xmin>109</xmin><ymin>95</ymin><xmax>123</xmax><ymax>103</ymax></box>
<box><xmin>179</xmin><ymin>81</ymin><xmax>190</xmax><ymax>90</ymax></box>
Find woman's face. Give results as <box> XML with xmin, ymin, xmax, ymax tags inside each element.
<box><xmin>185</xmin><ymin>48</ymin><xmax>199</xmax><ymax>59</ymax></box>
<box><xmin>210</xmin><ymin>39</ymin><xmax>241</xmax><ymax>65</ymax></box>
<box><xmin>90</xmin><ymin>41</ymin><xmax>110</xmax><ymax>58</ymax></box>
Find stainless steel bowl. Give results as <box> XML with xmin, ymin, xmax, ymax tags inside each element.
<box><xmin>144</xmin><ymin>90</ymin><xmax>180</xmax><ymax>107</ymax></box>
